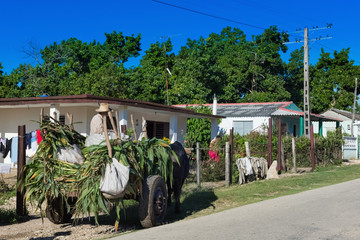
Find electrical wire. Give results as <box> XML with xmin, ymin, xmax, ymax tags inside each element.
<box><xmin>152</xmin><ymin>0</ymin><xmax>267</xmax><ymax>30</ymax></box>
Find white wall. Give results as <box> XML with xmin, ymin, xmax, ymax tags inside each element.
<box><xmin>219</xmin><ymin>116</ymin><xmax>269</xmax><ymax>135</ymax></box>
<box><xmin>0</xmin><ymin>105</ymin><xmax>191</xmax><ymax>164</ymax></box>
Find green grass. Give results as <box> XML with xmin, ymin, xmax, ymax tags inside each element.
<box><xmin>2</xmin><ymin>164</ymin><xmax>360</xmax><ymax>227</ymax></box>
<box><xmin>171</xmin><ymin>164</ymin><xmax>360</xmax><ymax>220</ymax></box>
<box><xmin>0</xmin><ymin>208</ymin><xmax>21</xmax><ymax>224</ymax></box>
<box><xmin>0</xmin><ymin>179</ymin><xmax>19</xmax><ymax>224</ymax></box>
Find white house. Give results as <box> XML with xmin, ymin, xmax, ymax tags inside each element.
<box><xmin>175</xmin><ymin>100</ymin><xmax>340</xmax><ymax>137</ymax></box>
<box><xmin>0</xmin><ymin>94</ymin><xmax>222</xmax><ymax>165</ymax></box>
<box><xmin>312</xmin><ymin>108</ymin><xmax>360</xmax><ymax>137</ymax></box>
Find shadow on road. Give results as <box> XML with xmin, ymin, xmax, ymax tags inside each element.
<box><xmin>165</xmin><ymin>188</ymin><xmax>218</xmax><ymax>223</ymax></box>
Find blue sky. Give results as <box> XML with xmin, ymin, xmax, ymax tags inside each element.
<box><xmin>1</xmin><ymin>0</ymin><xmax>359</xmax><ymax>74</ymax></box>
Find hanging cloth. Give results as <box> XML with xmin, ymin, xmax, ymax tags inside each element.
<box><xmin>11</xmin><ymin>137</ymin><xmax>18</xmax><ymax>163</ymax></box>
<box><xmin>25</xmin><ymin>133</ymin><xmax>31</xmax><ymax>149</ymax></box>
<box><xmin>3</xmin><ymin>138</ymin><xmax>12</xmax><ymax>158</ymax></box>
<box><xmin>31</xmin><ymin>131</ymin><xmax>37</xmax><ymax>152</ymax></box>
<box><xmin>36</xmin><ymin>129</ymin><xmax>43</xmax><ymax>144</ymax></box>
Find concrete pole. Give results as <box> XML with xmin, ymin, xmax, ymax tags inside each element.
<box><xmin>351</xmin><ymin>77</ymin><xmax>357</xmax><ymax>137</ymax></box>
<box><xmin>196</xmin><ymin>142</ymin><xmax>201</xmax><ymax>187</ymax></box>
<box><xmin>304</xmin><ymin>27</ymin><xmax>311</xmax><ymax>138</ymax></box>
<box><xmin>225</xmin><ymin>142</ymin><xmax>230</xmax><ymax>187</ymax></box>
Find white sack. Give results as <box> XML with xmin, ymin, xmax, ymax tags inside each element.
<box><xmin>57</xmin><ymin>144</ymin><xmax>84</xmax><ymax>164</ymax></box>
<box><xmin>99</xmin><ymin>158</ymin><xmax>130</xmax><ymax>199</ymax></box>
<box><xmin>85</xmin><ymin>134</ymin><xmax>106</xmax><ymax>147</ymax></box>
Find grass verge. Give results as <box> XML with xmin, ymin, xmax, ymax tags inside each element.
<box><xmin>165</xmin><ymin>164</ymin><xmax>360</xmax><ymax>222</ymax></box>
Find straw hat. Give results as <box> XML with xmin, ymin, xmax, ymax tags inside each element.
<box><xmin>96</xmin><ymin>103</ymin><xmax>111</xmax><ymax>113</ymax></box>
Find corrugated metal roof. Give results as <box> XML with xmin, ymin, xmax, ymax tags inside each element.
<box><xmin>328</xmin><ymin>108</ymin><xmax>360</xmax><ymax>120</ymax></box>
<box><xmin>216</xmin><ymin>103</ymin><xmax>286</xmax><ymax>117</ymax></box>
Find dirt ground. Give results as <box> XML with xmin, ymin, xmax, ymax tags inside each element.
<box><xmin>0</xmin><ymin>195</ymin><xmax>138</xmax><ymax>240</ymax></box>
<box><xmin>1</xmin><ymin>160</ymin><xmax>360</xmax><ymax>240</ymax></box>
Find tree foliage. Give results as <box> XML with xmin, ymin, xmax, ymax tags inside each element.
<box><xmin>1</xmin><ymin>26</ymin><xmax>359</xmax><ymax>114</ymax></box>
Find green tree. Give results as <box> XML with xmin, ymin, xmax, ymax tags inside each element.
<box><xmin>241</xmin><ymin>26</ymin><xmax>290</xmax><ymax>102</ymax></box>
<box><xmin>8</xmin><ymin>31</ymin><xmax>141</xmax><ymax>98</ymax></box>
<box><xmin>311</xmin><ymin>48</ymin><xmax>359</xmax><ymax>113</ymax></box>
<box><xmin>284</xmin><ymin>47</ymin><xmax>304</xmax><ymax>107</ymax></box>
<box><xmin>185</xmin><ymin>105</ymin><xmax>212</xmax><ymax>148</ymax></box>
<box><xmin>128</xmin><ymin>39</ymin><xmax>175</xmax><ymax>104</ymax></box>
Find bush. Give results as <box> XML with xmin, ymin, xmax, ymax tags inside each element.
<box><xmin>283</xmin><ymin>129</ymin><xmax>343</xmax><ymax>168</ymax></box>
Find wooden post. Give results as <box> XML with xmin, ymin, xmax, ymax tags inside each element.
<box><xmin>17</xmin><ymin>125</ymin><xmax>26</xmax><ymax>216</ymax></box>
<box><xmin>229</xmin><ymin>127</ymin><xmax>234</xmax><ymax>184</ymax></box>
<box><xmin>66</xmin><ymin>112</ymin><xmax>73</xmax><ymax>131</ymax></box>
<box><xmin>196</xmin><ymin>142</ymin><xmax>201</xmax><ymax>187</ymax></box>
<box><xmin>310</xmin><ymin>125</ymin><xmax>316</xmax><ymax>171</ymax></box>
<box><xmin>40</xmin><ymin>108</ymin><xmax>44</xmax><ymax>124</ymax></box>
<box><xmin>267</xmin><ymin>117</ymin><xmax>272</xmax><ymax>166</ymax></box>
<box><xmin>108</xmin><ymin>111</ymin><xmax>119</xmax><ymax>139</ymax></box>
<box><xmin>225</xmin><ymin>142</ymin><xmax>230</xmax><ymax>187</ymax></box>
<box><xmin>130</xmin><ymin>114</ymin><xmax>137</xmax><ymax>141</ymax></box>
<box><xmin>292</xmin><ymin>137</ymin><xmax>297</xmax><ymax>173</ymax></box>
<box><xmin>102</xmin><ymin>114</ymin><xmax>113</xmax><ymax>158</ymax></box>
<box><xmin>277</xmin><ymin>118</ymin><xmax>283</xmax><ymax>172</ymax></box>
<box><xmin>281</xmin><ymin>139</ymin><xmax>286</xmax><ymax>172</ymax></box>
<box><xmin>115</xmin><ymin>111</ymin><xmax>120</xmax><ymax>138</ymax></box>
<box><xmin>245</xmin><ymin>142</ymin><xmax>250</xmax><ymax>158</ymax></box>
<box><xmin>141</xmin><ymin>117</ymin><xmax>148</xmax><ymax>139</ymax></box>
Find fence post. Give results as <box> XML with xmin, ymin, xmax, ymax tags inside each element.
<box><xmin>292</xmin><ymin>137</ymin><xmax>297</xmax><ymax>173</ymax></box>
<box><xmin>196</xmin><ymin>142</ymin><xmax>201</xmax><ymax>187</ymax></box>
<box><xmin>225</xmin><ymin>142</ymin><xmax>230</xmax><ymax>187</ymax></box>
<box><xmin>229</xmin><ymin>128</ymin><xmax>234</xmax><ymax>184</ymax></box>
<box><xmin>245</xmin><ymin>142</ymin><xmax>250</xmax><ymax>158</ymax></box>
<box><xmin>310</xmin><ymin>125</ymin><xmax>316</xmax><ymax>171</ymax></box>
<box><xmin>277</xmin><ymin>117</ymin><xmax>283</xmax><ymax>172</ymax></box>
<box><xmin>17</xmin><ymin>125</ymin><xmax>27</xmax><ymax>216</ymax></box>
<box><xmin>267</xmin><ymin>117</ymin><xmax>272</xmax><ymax>166</ymax></box>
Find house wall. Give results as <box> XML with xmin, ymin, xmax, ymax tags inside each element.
<box><xmin>219</xmin><ymin>116</ymin><xmax>300</xmax><ymax>137</ymax></box>
<box><xmin>312</xmin><ymin>120</ymin><xmax>359</xmax><ymax>137</ymax></box>
<box><xmin>219</xmin><ymin>116</ymin><xmax>269</xmax><ymax>135</ymax></box>
<box><xmin>0</xmin><ymin>106</ymin><xmax>190</xmax><ymax>164</ymax></box>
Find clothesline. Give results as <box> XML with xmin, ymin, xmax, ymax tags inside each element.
<box><xmin>0</xmin><ymin>129</ymin><xmax>43</xmax><ymax>163</ymax></box>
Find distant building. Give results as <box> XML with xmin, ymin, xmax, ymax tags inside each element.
<box><xmin>312</xmin><ymin>108</ymin><xmax>360</xmax><ymax>137</ymax></box>
<box><xmin>174</xmin><ymin>100</ymin><xmax>340</xmax><ymax>137</ymax></box>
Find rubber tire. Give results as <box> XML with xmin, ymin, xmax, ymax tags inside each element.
<box><xmin>46</xmin><ymin>197</ymin><xmax>76</xmax><ymax>224</ymax></box>
<box><xmin>138</xmin><ymin>175</ymin><xmax>168</xmax><ymax>228</ymax></box>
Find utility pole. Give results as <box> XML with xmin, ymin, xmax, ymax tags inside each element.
<box><xmin>285</xmin><ymin>25</ymin><xmax>332</xmax><ymax>137</ymax></box>
<box><xmin>252</xmin><ymin>52</ymin><xmax>257</xmax><ymax>94</ymax></box>
<box><xmin>164</xmin><ymin>43</ymin><xmax>169</xmax><ymax>105</ymax></box>
<box><xmin>351</xmin><ymin>77</ymin><xmax>358</xmax><ymax>137</ymax></box>
<box><xmin>303</xmin><ymin>27</ymin><xmax>311</xmax><ymax>137</ymax></box>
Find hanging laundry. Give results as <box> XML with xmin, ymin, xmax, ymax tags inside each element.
<box><xmin>3</xmin><ymin>138</ymin><xmax>12</xmax><ymax>158</ymax></box>
<box><xmin>31</xmin><ymin>131</ymin><xmax>37</xmax><ymax>152</ymax></box>
<box><xmin>0</xmin><ymin>141</ymin><xmax>4</xmax><ymax>155</ymax></box>
<box><xmin>36</xmin><ymin>129</ymin><xmax>43</xmax><ymax>144</ymax></box>
<box><xmin>11</xmin><ymin>137</ymin><xmax>18</xmax><ymax>163</ymax></box>
<box><xmin>25</xmin><ymin>133</ymin><xmax>31</xmax><ymax>149</ymax></box>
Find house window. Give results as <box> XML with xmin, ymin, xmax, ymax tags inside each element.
<box><xmin>147</xmin><ymin>121</ymin><xmax>170</xmax><ymax>139</ymax></box>
<box><xmin>233</xmin><ymin>121</ymin><xmax>253</xmax><ymax>136</ymax></box>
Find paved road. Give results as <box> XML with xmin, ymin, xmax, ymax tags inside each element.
<box><xmin>113</xmin><ymin>179</ymin><xmax>360</xmax><ymax>240</ymax></box>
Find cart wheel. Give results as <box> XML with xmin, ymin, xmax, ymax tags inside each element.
<box><xmin>138</xmin><ymin>175</ymin><xmax>168</xmax><ymax>228</ymax></box>
<box><xmin>46</xmin><ymin>197</ymin><xmax>76</xmax><ymax>224</ymax></box>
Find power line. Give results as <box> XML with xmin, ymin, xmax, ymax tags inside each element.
<box><xmin>152</xmin><ymin>0</ymin><xmax>267</xmax><ymax>30</ymax></box>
